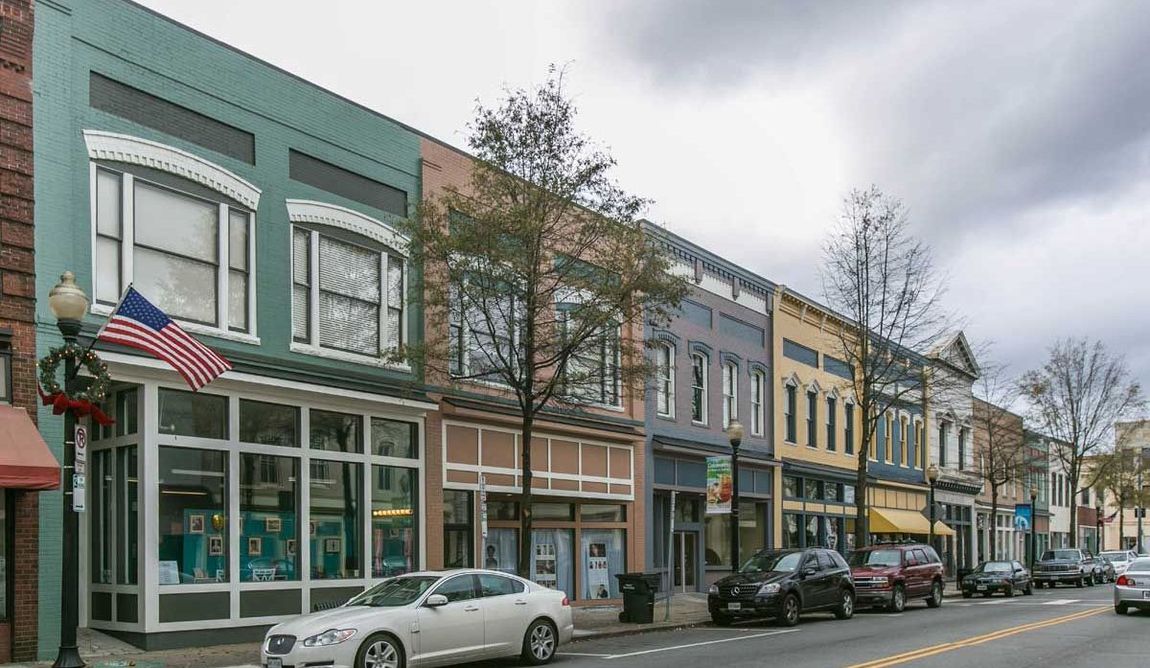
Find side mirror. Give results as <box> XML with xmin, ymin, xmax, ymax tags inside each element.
<box><xmin>802</xmin><ymin>566</ymin><xmax>818</xmax><ymax>577</ymax></box>
<box><xmin>424</xmin><ymin>594</ymin><xmax>449</xmax><ymax>608</ymax></box>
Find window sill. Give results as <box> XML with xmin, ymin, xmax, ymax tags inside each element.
<box><xmin>656</xmin><ymin>413</ymin><xmax>677</xmax><ymax>423</ymax></box>
<box><xmin>92</xmin><ymin>303</ymin><xmax>261</xmax><ymax>346</ymax></box>
<box><xmin>290</xmin><ymin>342</ymin><xmax>411</xmax><ymax>372</ymax></box>
<box><xmin>691</xmin><ymin>420</ymin><xmax>710</xmax><ymax>428</ymax></box>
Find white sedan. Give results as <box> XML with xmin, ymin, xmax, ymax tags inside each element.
<box><xmin>261</xmin><ymin>569</ymin><xmax>574</xmax><ymax>668</ymax></box>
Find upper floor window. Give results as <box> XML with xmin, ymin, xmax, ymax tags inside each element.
<box><xmin>691</xmin><ymin>353</ymin><xmax>708</xmax><ymax>424</ymax></box>
<box><xmin>722</xmin><ymin>361</ymin><xmax>738</xmax><ymax>428</ymax></box>
<box><xmin>559</xmin><ymin>311</ymin><xmax>620</xmax><ymax>407</ymax></box>
<box><xmin>900</xmin><ymin>416</ymin><xmax>909</xmax><ymax>466</ymax></box>
<box><xmin>449</xmin><ymin>287</ymin><xmax>517</xmax><ymax>383</ymax></box>
<box><xmin>884</xmin><ymin>413</ymin><xmax>893</xmax><ymax>463</ymax></box>
<box><xmin>656</xmin><ymin>343</ymin><xmax>675</xmax><ymax>418</ymax></box>
<box><xmin>94</xmin><ymin>166</ymin><xmax>253</xmax><ymax>333</ymax></box>
<box><xmin>784</xmin><ymin>382</ymin><xmax>797</xmax><ymax>443</ymax></box>
<box><xmin>750</xmin><ymin>370</ymin><xmax>765</xmax><ymax>436</ymax></box>
<box><xmin>844</xmin><ymin>401</ymin><xmax>855</xmax><ymax>455</ymax></box>
<box><xmin>826</xmin><ymin>396</ymin><xmax>837</xmax><ymax>451</ymax></box>
<box><xmin>938</xmin><ymin>422</ymin><xmax>950</xmax><ymax>467</ymax></box>
<box><xmin>806</xmin><ymin>389</ymin><xmax>817</xmax><ymax>447</ymax></box>
<box><xmin>0</xmin><ymin>329</ymin><xmax>10</xmax><ymax>404</ymax></box>
<box><xmin>292</xmin><ymin>226</ymin><xmax>404</xmax><ymax>358</ymax></box>
<box><xmin>958</xmin><ymin>427</ymin><xmax>968</xmax><ymax>471</ymax></box>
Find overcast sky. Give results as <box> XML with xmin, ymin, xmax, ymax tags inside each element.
<box><xmin>138</xmin><ymin>0</ymin><xmax>1150</xmax><ymax>391</ymax></box>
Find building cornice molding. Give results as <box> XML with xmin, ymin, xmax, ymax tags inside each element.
<box><xmin>83</xmin><ymin>129</ymin><xmax>261</xmax><ymax>209</ymax></box>
<box><xmin>286</xmin><ymin>198</ymin><xmax>409</xmax><ymax>253</ymax></box>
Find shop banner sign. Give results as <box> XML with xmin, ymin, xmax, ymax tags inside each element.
<box><xmin>706</xmin><ymin>456</ymin><xmax>733</xmax><ymax>515</ymax></box>
<box><xmin>1014</xmin><ymin>503</ymin><xmax>1032</xmax><ymax>531</ymax></box>
<box><xmin>587</xmin><ymin>542</ymin><xmax>611</xmax><ymax>599</ymax></box>
<box><xmin>479</xmin><ymin>475</ymin><xmax>488</xmax><ymax>541</ymax></box>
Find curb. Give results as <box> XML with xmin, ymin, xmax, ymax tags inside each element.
<box><xmin>573</xmin><ymin>619</ymin><xmax>713</xmax><ymax>641</ymax></box>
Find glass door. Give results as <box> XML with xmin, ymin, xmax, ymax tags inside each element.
<box><xmin>673</xmin><ymin>531</ymin><xmax>698</xmax><ymax>592</ymax></box>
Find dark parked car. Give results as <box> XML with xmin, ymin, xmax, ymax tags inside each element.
<box><xmin>1033</xmin><ymin>549</ymin><xmax>1096</xmax><ymax>588</ymax></box>
<box><xmin>708</xmin><ymin>548</ymin><xmax>855</xmax><ymax>627</ymax></box>
<box><xmin>961</xmin><ymin>560</ymin><xmax>1033</xmax><ymax>598</ymax></box>
<box><xmin>848</xmin><ymin>543</ymin><xmax>945</xmax><ymax>612</ymax></box>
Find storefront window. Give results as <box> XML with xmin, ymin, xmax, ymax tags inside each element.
<box><xmin>533</xmin><ymin>503</ymin><xmax>574</xmax><ymax>520</ymax></box>
<box><xmin>372</xmin><ymin>465</ymin><xmax>417</xmax><ymax>577</ymax></box>
<box><xmin>309</xmin><ymin>410</ymin><xmax>363</xmax><ymax>453</ymax></box>
<box><xmin>783</xmin><ymin>513</ymin><xmax>801</xmax><ymax>548</ymax></box>
<box><xmin>582</xmin><ymin>529</ymin><xmax>625</xmax><ymax>599</ymax></box>
<box><xmin>240</xmin><ymin>454</ymin><xmax>298</xmax><ymax>581</ymax></box>
<box><xmin>240</xmin><ymin>400</ymin><xmax>299</xmax><ymax>447</ymax></box>
<box><xmin>91</xmin><ymin>449</ymin><xmax>114</xmax><ymax>584</ymax></box>
<box><xmin>531</xmin><ymin>529</ymin><xmax>574</xmax><ymax>599</ymax></box>
<box><xmin>484</xmin><ymin>527</ymin><xmax>518</xmax><ymax>573</ymax></box>
<box><xmin>805</xmin><ymin>479</ymin><xmax>822</xmax><ymax>501</ymax></box>
<box><xmin>443</xmin><ymin>490</ymin><xmax>473</xmax><ymax>568</ymax></box>
<box><xmin>826</xmin><ymin>516</ymin><xmax>841</xmax><ymax>552</ymax></box>
<box><xmin>117</xmin><ymin>446</ymin><xmax>139</xmax><ymax>585</ymax></box>
<box><xmin>310</xmin><ymin>459</ymin><xmax>362</xmax><ymax>578</ymax></box>
<box><xmin>824</xmin><ymin>482</ymin><xmax>840</xmax><ymax>502</ymax></box>
<box><xmin>783</xmin><ymin>475</ymin><xmax>799</xmax><ymax>499</ymax></box>
<box><xmin>158</xmin><ymin>447</ymin><xmax>228</xmax><ymax>584</ymax></box>
<box><xmin>704</xmin><ymin>514</ymin><xmax>731</xmax><ymax>566</ymax></box>
<box><xmin>805</xmin><ymin>515</ymin><xmax>819</xmax><ymax>547</ymax></box>
<box><xmin>115</xmin><ymin>388</ymin><xmax>138</xmax><ymax>436</ymax></box>
<box><xmin>371</xmin><ymin>418</ymin><xmax>417</xmax><ymax>458</ymax></box>
<box><xmin>675</xmin><ymin>497</ymin><xmax>701</xmax><ymax>523</ymax></box>
<box><xmin>489</xmin><ymin>500</ymin><xmax>519</xmax><ymax>521</ymax></box>
<box><xmin>738</xmin><ymin>502</ymin><xmax>765</xmax><ymax>563</ymax></box>
<box><xmin>581</xmin><ymin>504</ymin><xmax>626</xmax><ymax>522</ymax></box>
<box><xmin>158</xmin><ymin>389</ymin><xmax>228</xmax><ymax>439</ymax></box>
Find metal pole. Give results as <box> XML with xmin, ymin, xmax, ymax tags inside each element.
<box><xmin>1029</xmin><ymin>493</ymin><xmax>1037</xmax><ymax>569</ymax></box>
<box><xmin>665</xmin><ymin>492</ymin><xmax>674</xmax><ymax>622</ymax></box>
<box><xmin>928</xmin><ymin>482</ymin><xmax>936</xmax><ymax>549</ymax></box>
<box><xmin>53</xmin><ymin>319</ymin><xmax>84</xmax><ymax>668</ymax></box>
<box><xmin>731</xmin><ymin>445</ymin><xmax>740</xmax><ymax>573</ymax></box>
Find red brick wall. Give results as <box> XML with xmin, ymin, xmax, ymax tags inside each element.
<box><xmin>0</xmin><ymin>0</ymin><xmax>38</xmax><ymax>662</ymax></box>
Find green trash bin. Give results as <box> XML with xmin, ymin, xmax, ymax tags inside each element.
<box><xmin>616</xmin><ymin>572</ymin><xmax>661</xmax><ymax>623</ymax></box>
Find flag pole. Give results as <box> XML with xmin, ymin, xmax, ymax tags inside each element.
<box><xmin>66</xmin><ymin>284</ymin><xmax>131</xmax><ymax>383</ymax></box>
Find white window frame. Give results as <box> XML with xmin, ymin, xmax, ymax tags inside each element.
<box><xmin>722</xmin><ymin>361</ymin><xmax>738</xmax><ymax>429</ymax></box>
<box><xmin>88</xmin><ymin>163</ymin><xmax>259</xmax><ymax>344</ymax></box>
<box><xmin>750</xmin><ymin>370</ymin><xmax>765</xmax><ymax>436</ymax></box>
<box><xmin>690</xmin><ymin>352</ymin><xmax>708</xmax><ymax>425</ymax></box>
<box><xmin>287</xmin><ymin>200</ymin><xmax>410</xmax><ymax>370</ymax></box>
<box><xmin>656</xmin><ymin>343</ymin><xmax>675</xmax><ymax>418</ymax></box>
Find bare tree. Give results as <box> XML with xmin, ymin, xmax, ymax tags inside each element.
<box><xmin>401</xmin><ymin>69</ymin><xmax>689</xmax><ymax>576</ymax></box>
<box><xmin>1020</xmin><ymin>338</ymin><xmax>1144</xmax><ymax>547</ymax></box>
<box><xmin>1086</xmin><ymin>441</ymin><xmax>1150</xmax><ymax>549</ymax></box>
<box><xmin>972</xmin><ymin>361</ymin><xmax>1026</xmax><ymax>559</ymax></box>
<box><xmin>822</xmin><ymin>186</ymin><xmax>953</xmax><ymax>549</ymax></box>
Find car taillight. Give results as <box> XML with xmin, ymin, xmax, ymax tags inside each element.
<box><xmin>1117</xmin><ymin>575</ymin><xmax>1132</xmax><ymax>587</ymax></box>
<box><xmin>561</xmin><ymin>596</ymin><xmax>570</xmax><ymax>606</ymax></box>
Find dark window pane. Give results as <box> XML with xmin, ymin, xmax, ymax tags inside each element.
<box><xmin>532</xmin><ymin>503</ymin><xmax>574</xmax><ymax>521</ymax></box>
<box><xmin>240</xmin><ymin>400</ymin><xmax>300</xmax><ymax>447</ymax></box>
<box><xmin>158</xmin><ymin>389</ymin><xmax>227</xmax><ymax>439</ymax></box>
<box><xmin>581</xmin><ymin>504</ymin><xmax>626</xmax><ymax>522</ymax></box>
<box><xmin>371</xmin><ymin>418</ymin><xmax>417</xmax><ymax>458</ymax></box>
<box><xmin>309</xmin><ymin>410</ymin><xmax>362</xmax><ymax>453</ymax></box>
<box><xmin>310</xmin><ymin>459</ymin><xmax>362</xmax><ymax>579</ymax></box>
<box><xmin>158</xmin><ymin>447</ymin><xmax>228</xmax><ymax>584</ymax></box>
<box><xmin>434</xmin><ymin>574</ymin><xmax>478</xmax><ymax>602</ymax></box>
<box><xmin>241</xmin><ymin>454</ymin><xmax>299</xmax><ymax>582</ymax></box>
<box><xmin>372</xmin><ymin>465</ymin><xmax>417</xmax><ymax>577</ymax></box>
<box><xmin>289</xmin><ymin>150</ymin><xmax>407</xmax><ymax>218</ymax></box>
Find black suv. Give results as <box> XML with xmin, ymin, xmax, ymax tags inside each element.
<box><xmin>1032</xmin><ymin>548</ymin><xmax>1097</xmax><ymax>588</ymax></box>
<box><xmin>708</xmin><ymin>548</ymin><xmax>855</xmax><ymax>627</ymax></box>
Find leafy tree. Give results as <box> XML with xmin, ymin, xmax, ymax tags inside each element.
<box><xmin>401</xmin><ymin>69</ymin><xmax>689</xmax><ymax>576</ymax></box>
<box><xmin>1020</xmin><ymin>338</ymin><xmax>1144</xmax><ymax>547</ymax></box>
<box><xmin>821</xmin><ymin>186</ymin><xmax>953</xmax><ymax>548</ymax></box>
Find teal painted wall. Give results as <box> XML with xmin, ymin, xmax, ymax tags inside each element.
<box><xmin>34</xmin><ymin>0</ymin><xmax>424</xmax><ymax>656</ymax></box>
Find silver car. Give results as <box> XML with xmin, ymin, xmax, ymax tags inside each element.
<box><xmin>1114</xmin><ymin>557</ymin><xmax>1150</xmax><ymax>615</ymax></box>
<box><xmin>1100</xmin><ymin>550</ymin><xmax>1139</xmax><ymax>577</ymax></box>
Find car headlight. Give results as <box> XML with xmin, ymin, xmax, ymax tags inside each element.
<box><xmin>758</xmin><ymin>582</ymin><xmax>781</xmax><ymax>595</ymax></box>
<box><xmin>302</xmin><ymin>628</ymin><xmax>358</xmax><ymax>647</ymax></box>
<box><xmin>708</xmin><ymin>584</ymin><xmax>719</xmax><ymax>595</ymax></box>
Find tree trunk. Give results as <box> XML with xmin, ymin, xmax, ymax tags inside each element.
<box><xmin>989</xmin><ymin>486</ymin><xmax>998</xmax><ymax>560</ymax></box>
<box><xmin>854</xmin><ymin>427</ymin><xmax>870</xmax><ymax>549</ymax></box>
<box><xmin>1068</xmin><ymin>474</ymin><xmax>1078</xmax><ymax>548</ymax></box>
<box><xmin>1118</xmin><ymin>496</ymin><xmax>1125</xmax><ymax>547</ymax></box>
<box><xmin>519</xmin><ymin>411</ymin><xmax>535</xmax><ymax>578</ymax></box>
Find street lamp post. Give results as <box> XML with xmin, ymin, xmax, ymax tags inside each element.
<box><xmin>728</xmin><ymin>420</ymin><xmax>744</xmax><ymax>573</ymax></box>
<box><xmin>49</xmin><ymin>271</ymin><xmax>89</xmax><ymax>668</ymax></box>
<box><xmin>927</xmin><ymin>465</ymin><xmax>940</xmax><ymax>551</ymax></box>
<box><xmin>1035</xmin><ymin>485</ymin><xmax>1044</xmax><ymax>567</ymax></box>
<box><xmin>1096</xmin><ymin>500</ymin><xmax>1104</xmax><ymax>553</ymax></box>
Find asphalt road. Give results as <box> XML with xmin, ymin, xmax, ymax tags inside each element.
<box><xmin>521</xmin><ymin>583</ymin><xmax>1144</xmax><ymax>668</ymax></box>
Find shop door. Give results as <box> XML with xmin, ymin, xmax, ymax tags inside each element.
<box><xmin>673</xmin><ymin>531</ymin><xmax>698</xmax><ymax>592</ymax></box>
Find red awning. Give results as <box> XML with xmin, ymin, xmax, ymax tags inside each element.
<box><xmin>0</xmin><ymin>405</ymin><xmax>61</xmax><ymax>490</ymax></box>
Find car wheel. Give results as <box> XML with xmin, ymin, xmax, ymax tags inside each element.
<box><xmin>355</xmin><ymin>633</ymin><xmax>404</xmax><ymax>668</ymax></box>
<box><xmin>521</xmin><ymin>619</ymin><xmax>558</xmax><ymax>665</ymax></box>
<box><xmin>1115</xmin><ymin>603</ymin><xmax>1128</xmax><ymax>616</ymax></box>
<box><xmin>926</xmin><ymin>580</ymin><xmax>943</xmax><ymax>608</ymax></box>
<box><xmin>962</xmin><ymin>591</ymin><xmax>972</xmax><ymax>599</ymax></box>
<box><xmin>711</xmin><ymin>613</ymin><xmax>734</xmax><ymax>627</ymax></box>
<box><xmin>1004</xmin><ymin>584</ymin><xmax>1014</xmax><ymax>598</ymax></box>
<box><xmin>1086</xmin><ymin>575</ymin><xmax>1094</xmax><ymax>587</ymax></box>
<box><xmin>1076</xmin><ymin>577</ymin><xmax>1084</xmax><ymax>588</ymax></box>
<box><xmin>889</xmin><ymin>584</ymin><xmax>906</xmax><ymax>613</ymax></box>
<box><xmin>1024</xmin><ymin>582</ymin><xmax>1033</xmax><ymax>596</ymax></box>
<box><xmin>834</xmin><ymin>589</ymin><xmax>855</xmax><ymax>620</ymax></box>
<box><xmin>779</xmin><ymin>593</ymin><xmax>801</xmax><ymax>627</ymax></box>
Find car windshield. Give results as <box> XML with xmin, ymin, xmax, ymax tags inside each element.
<box><xmin>978</xmin><ymin>562</ymin><xmax>1012</xmax><ymax>573</ymax></box>
<box><xmin>1040</xmin><ymin>550</ymin><xmax>1080</xmax><ymax>561</ymax></box>
<box><xmin>740</xmin><ymin>551</ymin><xmax>803</xmax><ymax>573</ymax></box>
<box><xmin>347</xmin><ymin>576</ymin><xmax>440</xmax><ymax>607</ymax></box>
<box><xmin>848</xmin><ymin>550</ymin><xmax>901</xmax><ymax>567</ymax></box>
<box><xmin>1100</xmin><ymin>552</ymin><xmax>1129</xmax><ymax>562</ymax></box>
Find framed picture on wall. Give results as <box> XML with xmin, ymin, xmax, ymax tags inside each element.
<box><xmin>248</xmin><ymin>537</ymin><xmax>263</xmax><ymax>556</ymax></box>
<box><xmin>324</xmin><ymin>537</ymin><xmax>341</xmax><ymax>554</ymax></box>
<box><xmin>265</xmin><ymin>517</ymin><xmax>282</xmax><ymax>533</ymax></box>
<box><xmin>208</xmin><ymin>535</ymin><xmax>224</xmax><ymax>556</ymax></box>
<box><xmin>188</xmin><ymin>514</ymin><xmax>205</xmax><ymax>534</ymax></box>
<box><xmin>286</xmin><ymin>539</ymin><xmax>297</xmax><ymax>555</ymax></box>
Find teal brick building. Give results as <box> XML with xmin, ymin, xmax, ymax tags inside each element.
<box><xmin>34</xmin><ymin>0</ymin><xmax>434</xmax><ymax>652</ymax></box>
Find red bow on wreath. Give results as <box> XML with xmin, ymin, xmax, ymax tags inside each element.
<box><xmin>37</xmin><ymin>386</ymin><xmax>116</xmax><ymax>426</ymax></box>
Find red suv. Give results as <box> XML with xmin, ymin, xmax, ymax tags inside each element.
<box><xmin>848</xmin><ymin>543</ymin><xmax>945</xmax><ymax>612</ymax></box>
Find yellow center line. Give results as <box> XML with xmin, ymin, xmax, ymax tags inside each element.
<box><xmin>845</xmin><ymin>606</ymin><xmax>1108</xmax><ymax>668</ymax></box>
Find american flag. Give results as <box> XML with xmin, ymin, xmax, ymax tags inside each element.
<box><xmin>98</xmin><ymin>287</ymin><xmax>233</xmax><ymax>390</ymax></box>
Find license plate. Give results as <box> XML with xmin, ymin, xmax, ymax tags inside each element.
<box><xmin>1143</xmin><ymin>591</ymin><xmax>1150</xmax><ymax>600</ymax></box>
<box><xmin>976</xmin><ymin>585</ymin><xmax>988</xmax><ymax>591</ymax></box>
<box><xmin>267</xmin><ymin>659</ymin><xmax>282</xmax><ymax>668</ymax></box>
<box><xmin>727</xmin><ymin>602</ymin><xmax>742</xmax><ymax>611</ymax></box>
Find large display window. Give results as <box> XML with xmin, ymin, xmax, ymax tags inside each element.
<box><xmin>157</xmin><ymin>446</ymin><xmax>228</xmax><ymax>584</ymax></box>
<box><xmin>240</xmin><ymin>454</ymin><xmax>298</xmax><ymax>581</ymax></box>
<box><xmin>372</xmin><ymin>465</ymin><xmax>417</xmax><ymax>577</ymax></box>
<box><xmin>310</xmin><ymin>459</ymin><xmax>362</xmax><ymax>579</ymax></box>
